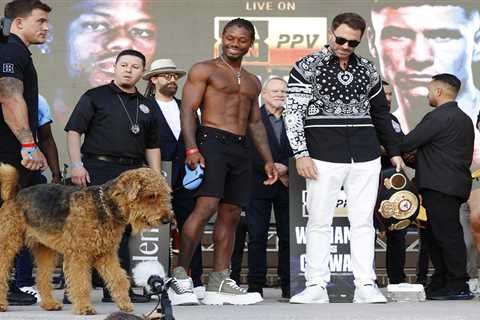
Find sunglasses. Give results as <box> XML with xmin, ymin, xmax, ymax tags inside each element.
<box><xmin>157</xmin><ymin>73</ymin><xmax>179</xmax><ymax>80</ymax></box>
<box><xmin>332</xmin><ymin>33</ymin><xmax>360</xmax><ymax>48</ymax></box>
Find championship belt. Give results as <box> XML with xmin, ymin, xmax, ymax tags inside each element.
<box><xmin>472</xmin><ymin>169</ymin><xmax>480</xmax><ymax>180</ymax></box>
<box><xmin>374</xmin><ymin>168</ymin><xmax>420</xmax><ymax>231</ymax></box>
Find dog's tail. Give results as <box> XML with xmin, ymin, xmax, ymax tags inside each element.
<box><xmin>0</xmin><ymin>163</ymin><xmax>19</xmax><ymax>201</ymax></box>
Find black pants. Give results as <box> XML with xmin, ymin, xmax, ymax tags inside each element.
<box><xmin>385</xmin><ymin>228</ymin><xmax>406</xmax><ymax>284</ymax></box>
<box><xmin>416</xmin><ymin>228</ymin><xmax>430</xmax><ymax>283</ymax></box>
<box><xmin>0</xmin><ymin>157</ymin><xmax>43</xmax><ymax>288</ymax></box>
<box><xmin>84</xmin><ymin>158</ymin><xmax>140</xmax><ymax>286</ymax></box>
<box><xmin>421</xmin><ymin>189</ymin><xmax>468</xmax><ymax>291</ymax></box>
<box><xmin>172</xmin><ymin>187</ymin><xmax>203</xmax><ymax>287</ymax></box>
<box><xmin>230</xmin><ymin>216</ymin><xmax>248</xmax><ymax>284</ymax></box>
<box><xmin>246</xmin><ymin>184</ymin><xmax>290</xmax><ymax>290</ymax></box>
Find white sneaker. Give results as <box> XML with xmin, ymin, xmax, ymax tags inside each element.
<box><xmin>203</xmin><ymin>270</ymin><xmax>263</xmax><ymax>305</ymax></box>
<box><xmin>167</xmin><ymin>267</ymin><xmax>200</xmax><ymax>306</ymax></box>
<box><xmin>289</xmin><ymin>285</ymin><xmax>329</xmax><ymax>304</ymax></box>
<box><xmin>19</xmin><ymin>286</ymin><xmax>41</xmax><ymax>303</ymax></box>
<box><xmin>353</xmin><ymin>284</ymin><xmax>387</xmax><ymax>303</ymax></box>
<box><xmin>468</xmin><ymin>278</ymin><xmax>480</xmax><ymax>295</ymax></box>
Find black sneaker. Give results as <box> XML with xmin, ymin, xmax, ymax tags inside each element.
<box><xmin>63</xmin><ymin>291</ymin><xmax>71</xmax><ymax>304</ymax></box>
<box><xmin>7</xmin><ymin>283</ymin><xmax>37</xmax><ymax>306</ymax></box>
<box><xmin>129</xmin><ymin>289</ymin><xmax>150</xmax><ymax>303</ymax></box>
<box><xmin>101</xmin><ymin>288</ymin><xmax>113</xmax><ymax>303</ymax></box>
<box><xmin>102</xmin><ymin>288</ymin><xmax>150</xmax><ymax>303</ymax></box>
<box><xmin>427</xmin><ymin>287</ymin><xmax>474</xmax><ymax>300</ymax></box>
<box><xmin>248</xmin><ymin>283</ymin><xmax>263</xmax><ymax>297</ymax></box>
<box><xmin>425</xmin><ymin>283</ymin><xmax>444</xmax><ymax>296</ymax></box>
<box><xmin>281</xmin><ymin>287</ymin><xmax>290</xmax><ymax>299</ymax></box>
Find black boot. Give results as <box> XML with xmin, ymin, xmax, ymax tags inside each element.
<box><xmin>7</xmin><ymin>282</ymin><xmax>37</xmax><ymax>306</ymax></box>
<box><xmin>248</xmin><ymin>283</ymin><xmax>264</xmax><ymax>297</ymax></box>
<box><xmin>281</xmin><ymin>286</ymin><xmax>290</xmax><ymax>299</ymax></box>
<box><xmin>62</xmin><ymin>291</ymin><xmax>71</xmax><ymax>304</ymax></box>
<box><xmin>129</xmin><ymin>289</ymin><xmax>150</xmax><ymax>303</ymax></box>
<box><xmin>102</xmin><ymin>288</ymin><xmax>150</xmax><ymax>303</ymax></box>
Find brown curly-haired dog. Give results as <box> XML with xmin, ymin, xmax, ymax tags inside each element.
<box><xmin>0</xmin><ymin>163</ymin><xmax>173</xmax><ymax>315</ymax></box>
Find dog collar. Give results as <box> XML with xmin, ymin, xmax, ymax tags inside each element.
<box><xmin>97</xmin><ymin>186</ymin><xmax>109</xmax><ymax>214</ymax></box>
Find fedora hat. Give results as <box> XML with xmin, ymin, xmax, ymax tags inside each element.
<box><xmin>143</xmin><ymin>58</ymin><xmax>186</xmax><ymax>80</ymax></box>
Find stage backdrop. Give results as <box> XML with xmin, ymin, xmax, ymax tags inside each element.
<box><xmin>0</xmin><ymin>0</ymin><xmax>474</xmax><ymax>171</ymax></box>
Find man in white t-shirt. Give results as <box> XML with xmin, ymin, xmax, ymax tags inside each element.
<box><xmin>143</xmin><ymin>59</ymin><xmax>205</xmax><ymax>304</ymax></box>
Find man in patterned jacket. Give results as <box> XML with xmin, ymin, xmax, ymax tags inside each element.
<box><xmin>284</xmin><ymin>12</ymin><xmax>405</xmax><ymax>304</ymax></box>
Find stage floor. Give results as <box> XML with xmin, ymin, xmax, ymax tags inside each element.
<box><xmin>0</xmin><ymin>288</ymin><xmax>478</xmax><ymax>320</ymax></box>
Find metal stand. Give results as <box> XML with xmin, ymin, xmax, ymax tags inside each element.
<box><xmin>144</xmin><ymin>279</ymin><xmax>175</xmax><ymax>320</ymax></box>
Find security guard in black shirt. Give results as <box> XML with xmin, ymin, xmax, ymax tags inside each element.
<box><xmin>0</xmin><ymin>0</ymin><xmax>51</xmax><ymax>306</ymax></box>
<box><xmin>65</xmin><ymin>49</ymin><xmax>162</xmax><ymax>303</ymax></box>
<box><xmin>401</xmin><ymin>74</ymin><xmax>475</xmax><ymax>300</ymax></box>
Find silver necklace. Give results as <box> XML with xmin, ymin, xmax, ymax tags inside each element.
<box><xmin>219</xmin><ymin>54</ymin><xmax>242</xmax><ymax>85</ymax></box>
<box><xmin>117</xmin><ymin>94</ymin><xmax>140</xmax><ymax>135</ymax></box>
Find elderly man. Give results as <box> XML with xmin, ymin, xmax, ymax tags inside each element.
<box><xmin>247</xmin><ymin>77</ymin><xmax>292</xmax><ymax>298</ymax></box>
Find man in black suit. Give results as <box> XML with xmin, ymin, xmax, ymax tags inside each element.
<box><xmin>143</xmin><ymin>58</ymin><xmax>205</xmax><ymax>304</ymax></box>
<box><xmin>247</xmin><ymin>77</ymin><xmax>292</xmax><ymax>298</ymax></box>
<box><xmin>375</xmin><ymin>81</ymin><xmax>408</xmax><ymax>285</ymax></box>
<box><xmin>400</xmin><ymin>73</ymin><xmax>475</xmax><ymax>300</ymax></box>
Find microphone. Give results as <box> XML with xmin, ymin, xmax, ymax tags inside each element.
<box><xmin>133</xmin><ymin>261</ymin><xmax>176</xmax><ymax>320</ymax></box>
<box><xmin>132</xmin><ymin>261</ymin><xmax>167</xmax><ymax>296</ymax></box>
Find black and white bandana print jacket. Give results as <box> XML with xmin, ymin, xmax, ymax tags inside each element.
<box><xmin>283</xmin><ymin>46</ymin><xmax>400</xmax><ymax>163</ymax></box>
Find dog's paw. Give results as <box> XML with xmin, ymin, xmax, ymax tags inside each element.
<box><xmin>118</xmin><ymin>302</ymin><xmax>134</xmax><ymax>313</ymax></box>
<box><xmin>40</xmin><ymin>300</ymin><xmax>63</xmax><ymax>311</ymax></box>
<box><xmin>0</xmin><ymin>303</ymin><xmax>7</xmax><ymax>312</ymax></box>
<box><xmin>73</xmin><ymin>305</ymin><xmax>96</xmax><ymax>315</ymax></box>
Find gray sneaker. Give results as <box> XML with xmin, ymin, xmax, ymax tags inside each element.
<box><xmin>167</xmin><ymin>267</ymin><xmax>200</xmax><ymax>306</ymax></box>
<box><xmin>203</xmin><ymin>270</ymin><xmax>263</xmax><ymax>305</ymax></box>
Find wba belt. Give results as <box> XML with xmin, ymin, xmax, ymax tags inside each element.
<box><xmin>374</xmin><ymin>168</ymin><xmax>420</xmax><ymax>231</ymax></box>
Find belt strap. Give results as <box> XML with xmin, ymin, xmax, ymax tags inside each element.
<box><xmin>83</xmin><ymin>154</ymin><xmax>144</xmax><ymax>166</ymax></box>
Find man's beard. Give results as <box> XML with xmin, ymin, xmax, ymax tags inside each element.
<box><xmin>159</xmin><ymin>85</ymin><xmax>177</xmax><ymax>97</ymax></box>
<box><xmin>399</xmin><ymin>95</ymin><xmax>433</xmax><ymax>129</ymax></box>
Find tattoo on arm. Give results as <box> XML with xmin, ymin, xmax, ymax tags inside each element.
<box><xmin>13</xmin><ymin>128</ymin><xmax>33</xmax><ymax>143</ymax></box>
<box><xmin>0</xmin><ymin>77</ymin><xmax>34</xmax><ymax>143</ymax></box>
<box><xmin>0</xmin><ymin>77</ymin><xmax>23</xmax><ymax>100</ymax></box>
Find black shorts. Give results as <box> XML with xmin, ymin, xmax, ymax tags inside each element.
<box><xmin>195</xmin><ymin>126</ymin><xmax>251</xmax><ymax>208</ymax></box>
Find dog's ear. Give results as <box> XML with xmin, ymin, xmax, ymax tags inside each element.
<box><xmin>125</xmin><ymin>180</ymin><xmax>142</xmax><ymax>201</ymax></box>
<box><xmin>111</xmin><ymin>172</ymin><xmax>143</xmax><ymax>202</ymax></box>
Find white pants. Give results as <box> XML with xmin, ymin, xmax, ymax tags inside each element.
<box><xmin>305</xmin><ymin>158</ymin><xmax>381</xmax><ymax>287</ymax></box>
